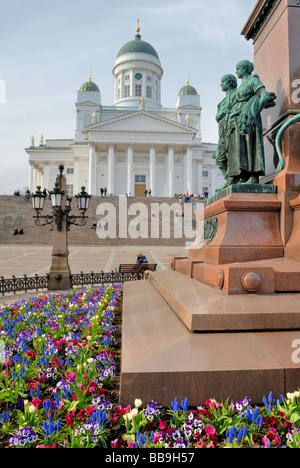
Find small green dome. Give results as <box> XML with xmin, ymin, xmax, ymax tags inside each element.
<box><xmin>80</xmin><ymin>71</ymin><xmax>99</xmax><ymax>92</ymax></box>
<box><xmin>178</xmin><ymin>75</ymin><xmax>198</xmax><ymax>96</ymax></box>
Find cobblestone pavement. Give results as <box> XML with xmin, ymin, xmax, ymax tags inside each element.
<box><xmin>0</xmin><ymin>244</ymin><xmax>188</xmax><ymax>304</ymax></box>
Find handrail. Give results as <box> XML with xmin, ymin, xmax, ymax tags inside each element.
<box><xmin>275</xmin><ymin>113</ymin><xmax>300</xmax><ymax>173</ymax></box>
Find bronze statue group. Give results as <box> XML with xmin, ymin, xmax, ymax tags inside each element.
<box><xmin>214</xmin><ymin>60</ymin><xmax>276</xmax><ymax>192</ymax></box>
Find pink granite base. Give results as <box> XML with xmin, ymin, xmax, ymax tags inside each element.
<box><xmin>120</xmin><ymin>277</ymin><xmax>300</xmax><ymax>407</ymax></box>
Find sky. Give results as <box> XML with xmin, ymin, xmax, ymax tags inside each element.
<box><xmin>0</xmin><ymin>0</ymin><xmax>257</xmax><ymax>195</ymax></box>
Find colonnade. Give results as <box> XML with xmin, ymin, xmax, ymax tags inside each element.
<box><xmin>88</xmin><ymin>142</ymin><xmax>194</xmax><ymax>196</ymax></box>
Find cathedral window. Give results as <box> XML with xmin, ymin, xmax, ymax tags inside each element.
<box><xmin>135</xmin><ymin>175</ymin><xmax>146</xmax><ymax>183</ymax></box>
<box><xmin>147</xmin><ymin>86</ymin><xmax>152</xmax><ymax>98</ymax></box>
<box><xmin>125</xmin><ymin>85</ymin><xmax>130</xmax><ymax>97</ymax></box>
<box><xmin>135</xmin><ymin>84</ymin><xmax>142</xmax><ymax>97</ymax></box>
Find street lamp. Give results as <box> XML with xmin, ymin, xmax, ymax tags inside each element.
<box><xmin>31</xmin><ymin>164</ymin><xmax>92</xmax><ymax>290</ymax></box>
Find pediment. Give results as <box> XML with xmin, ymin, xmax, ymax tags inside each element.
<box><xmin>85</xmin><ymin>110</ymin><xmax>196</xmax><ymax>135</ymax></box>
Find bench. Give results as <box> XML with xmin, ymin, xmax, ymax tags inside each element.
<box><xmin>118</xmin><ymin>263</ymin><xmax>157</xmax><ymax>275</ymax></box>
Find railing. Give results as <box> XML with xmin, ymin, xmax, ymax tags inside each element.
<box><xmin>0</xmin><ymin>274</ymin><xmax>49</xmax><ymax>296</ymax></box>
<box><xmin>0</xmin><ymin>271</ymin><xmax>145</xmax><ymax>296</ymax></box>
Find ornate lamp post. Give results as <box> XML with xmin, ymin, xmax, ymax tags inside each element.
<box><xmin>31</xmin><ymin>164</ymin><xmax>91</xmax><ymax>290</ymax></box>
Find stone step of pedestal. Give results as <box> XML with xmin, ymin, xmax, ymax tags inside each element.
<box><xmin>172</xmin><ymin>256</ymin><xmax>300</xmax><ymax>294</ymax></box>
<box><xmin>147</xmin><ymin>270</ymin><xmax>300</xmax><ymax>332</ymax></box>
<box><xmin>120</xmin><ymin>278</ymin><xmax>300</xmax><ymax>407</ymax></box>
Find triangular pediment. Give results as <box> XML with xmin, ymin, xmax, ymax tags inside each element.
<box><xmin>85</xmin><ymin>110</ymin><xmax>196</xmax><ymax>135</ymax></box>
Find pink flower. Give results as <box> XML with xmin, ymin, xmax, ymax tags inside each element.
<box><xmin>205</xmin><ymin>424</ymin><xmax>216</xmax><ymax>437</ymax></box>
<box><xmin>153</xmin><ymin>432</ymin><xmax>163</xmax><ymax>444</ymax></box>
<box><xmin>2</xmin><ymin>361</ymin><xmax>12</xmax><ymax>367</ymax></box>
<box><xmin>158</xmin><ymin>419</ymin><xmax>168</xmax><ymax>431</ymax></box>
<box><xmin>262</xmin><ymin>435</ymin><xmax>270</xmax><ymax>448</ymax></box>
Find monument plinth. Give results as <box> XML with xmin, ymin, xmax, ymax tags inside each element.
<box><xmin>242</xmin><ymin>0</ymin><xmax>300</xmax><ymax>243</ymax></box>
<box><xmin>120</xmin><ymin>0</ymin><xmax>300</xmax><ymax>408</ymax></box>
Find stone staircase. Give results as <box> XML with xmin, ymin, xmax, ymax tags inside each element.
<box><xmin>0</xmin><ymin>195</ymin><xmax>205</xmax><ymax>246</ymax></box>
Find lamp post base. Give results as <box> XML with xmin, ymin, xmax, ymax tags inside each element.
<box><xmin>48</xmin><ymin>272</ymin><xmax>72</xmax><ymax>291</ymax></box>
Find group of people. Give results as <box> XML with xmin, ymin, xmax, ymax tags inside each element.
<box><xmin>125</xmin><ymin>189</ymin><xmax>152</xmax><ymax>198</ymax></box>
<box><xmin>144</xmin><ymin>189</ymin><xmax>152</xmax><ymax>197</ymax></box>
<box><xmin>214</xmin><ymin>59</ymin><xmax>276</xmax><ymax>191</ymax></box>
<box><xmin>100</xmin><ymin>187</ymin><xmax>107</xmax><ymax>196</ymax></box>
<box><xmin>13</xmin><ymin>227</ymin><xmax>24</xmax><ymax>236</ymax></box>
<box><xmin>175</xmin><ymin>192</ymin><xmax>208</xmax><ymax>202</ymax></box>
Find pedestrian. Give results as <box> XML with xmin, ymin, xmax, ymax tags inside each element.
<box><xmin>100</xmin><ymin>187</ymin><xmax>104</xmax><ymax>197</ymax></box>
<box><xmin>18</xmin><ymin>227</ymin><xmax>24</xmax><ymax>235</ymax></box>
<box><xmin>136</xmin><ymin>253</ymin><xmax>148</xmax><ymax>264</ymax></box>
<box><xmin>104</xmin><ymin>187</ymin><xmax>107</xmax><ymax>196</ymax></box>
<box><xmin>13</xmin><ymin>227</ymin><xmax>18</xmax><ymax>236</ymax></box>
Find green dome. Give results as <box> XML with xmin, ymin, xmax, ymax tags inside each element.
<box><xmin>117</xmin><ymin>34</ymin><xmax>159</xmax><ymax>59</ymax></box>
<box><xmin>178</xmin><ymin>84</ymin><xmax>198</xmax><ymax>96</ymax></box>
<box><xmin>178</xmin><ymin>76</ymin><xmax>198</xmax><ymax>96</ymax></box>
<box><xmin>80</xmin><ymin>71</ymin><xmax>99</xmax><ymax>92</ymax></box>
<box><xmin>80</xmin><ymin>81</ymin><xmax>99</xmax><ymax>92</ymax></box>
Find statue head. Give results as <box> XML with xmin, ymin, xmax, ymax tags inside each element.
<box><xmin>236</xmin><ymin>60</ymin><xmax>254</xmax><ymax>79</ymax></box>
<box><xmin>221</xmin><ymin>74</ymin><xmax>237</xmax><ymax>92</ymax></box>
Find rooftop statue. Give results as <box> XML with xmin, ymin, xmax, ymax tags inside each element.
<box><xmin>215</xmin><ymin>60</ymin><xmax>276</xmax><ymax>190</ymax></box>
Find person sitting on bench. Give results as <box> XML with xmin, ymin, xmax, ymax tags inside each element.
<box><xmin>136</xmin><ymin>253</ymin><xmax>148</xmax><ymax>264</ymax></box>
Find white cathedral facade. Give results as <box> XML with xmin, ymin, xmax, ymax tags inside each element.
<box><xmin>26</xmin><ymin>22</ymin><xmax>222</xmax><ymax>198</ymax></box>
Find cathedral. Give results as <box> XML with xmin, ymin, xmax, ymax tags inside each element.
<box><xmin>25</xmin><ymin>21</ymin><xmax>221</xmax><ymax>197</ymax></box>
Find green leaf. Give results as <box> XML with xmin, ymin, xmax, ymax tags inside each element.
<box><xmin>290</xmin><ymin>412</ymin><xmax>300</xmax><ymax>425</ymax></box>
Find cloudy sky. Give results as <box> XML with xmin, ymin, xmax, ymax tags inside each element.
<box><xmin>0</xmin><ymin>0</ymin><xmax>257</xmax><ymax>194</ymax></box>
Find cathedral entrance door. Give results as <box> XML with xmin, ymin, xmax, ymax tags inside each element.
<box><xmin>135</xmin><ymin>184</ymin><xmax>146</xmax><ymax>197</ymax></box>
<box><xmin>134</xmin><ymin>174</ymin><xmax>146</xmax><ymax>197</ymax></box>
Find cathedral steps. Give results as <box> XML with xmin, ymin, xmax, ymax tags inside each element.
<box><xmin>0</xmin><ymin>195</ymin><xmax>204</xmax><ymax>246</ymax></box>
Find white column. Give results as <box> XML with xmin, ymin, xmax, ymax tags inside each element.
<box><xmin>34</xmin><ymin>163</ymin><xmax>41</xmax><ymax>188</ymax></box>
<box><xmin>108</xmin><ymin>143</ymin><xmax>115</xmax><ymax>195</ymax></box>
<box><xmin>149</xmin><ymin>144</ymin><xmax>156</xmax><ymax>196</ymax></box>
<box><xmin>127</xmin><ymin>143</ymin><xmax>134</xmax><ymax>196</ymax></box>
<box><xmin>197</xmin><ymin>160</ymin><xmax>203</xmax><ymax>195</ymax></box>
<box><xmin>29</xmin><ymin>161</ymin><xmax>35</xmax><ymax>191</ymax></box>
<box><xmin>168</xmin><ymin>144</ymin><xmax>175</xmax><ymax>197</ymax></box>
<box><xmin>186</xmin><ymin>145</ymin><xmax>193</xmax><ymax>195</ymax></box>
<box><xmin>89</xmin><ymin>143</ymin><xmax>96</xmax><ymax>195</ymax></box>
<box><xmin>43</xmin><ymin>161</ymin><xmax>50</xmax><ymax>190</ymax></box>
<box><xmin>73</xmin><ymin>157</ymin><xmax>80</xmax><ymax>194</ymax></box>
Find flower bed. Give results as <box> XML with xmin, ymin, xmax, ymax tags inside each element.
<box><xmin>0</xmin><ymin>286</ymin><xmax>300</xmax><ymax>449</ymax></box>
